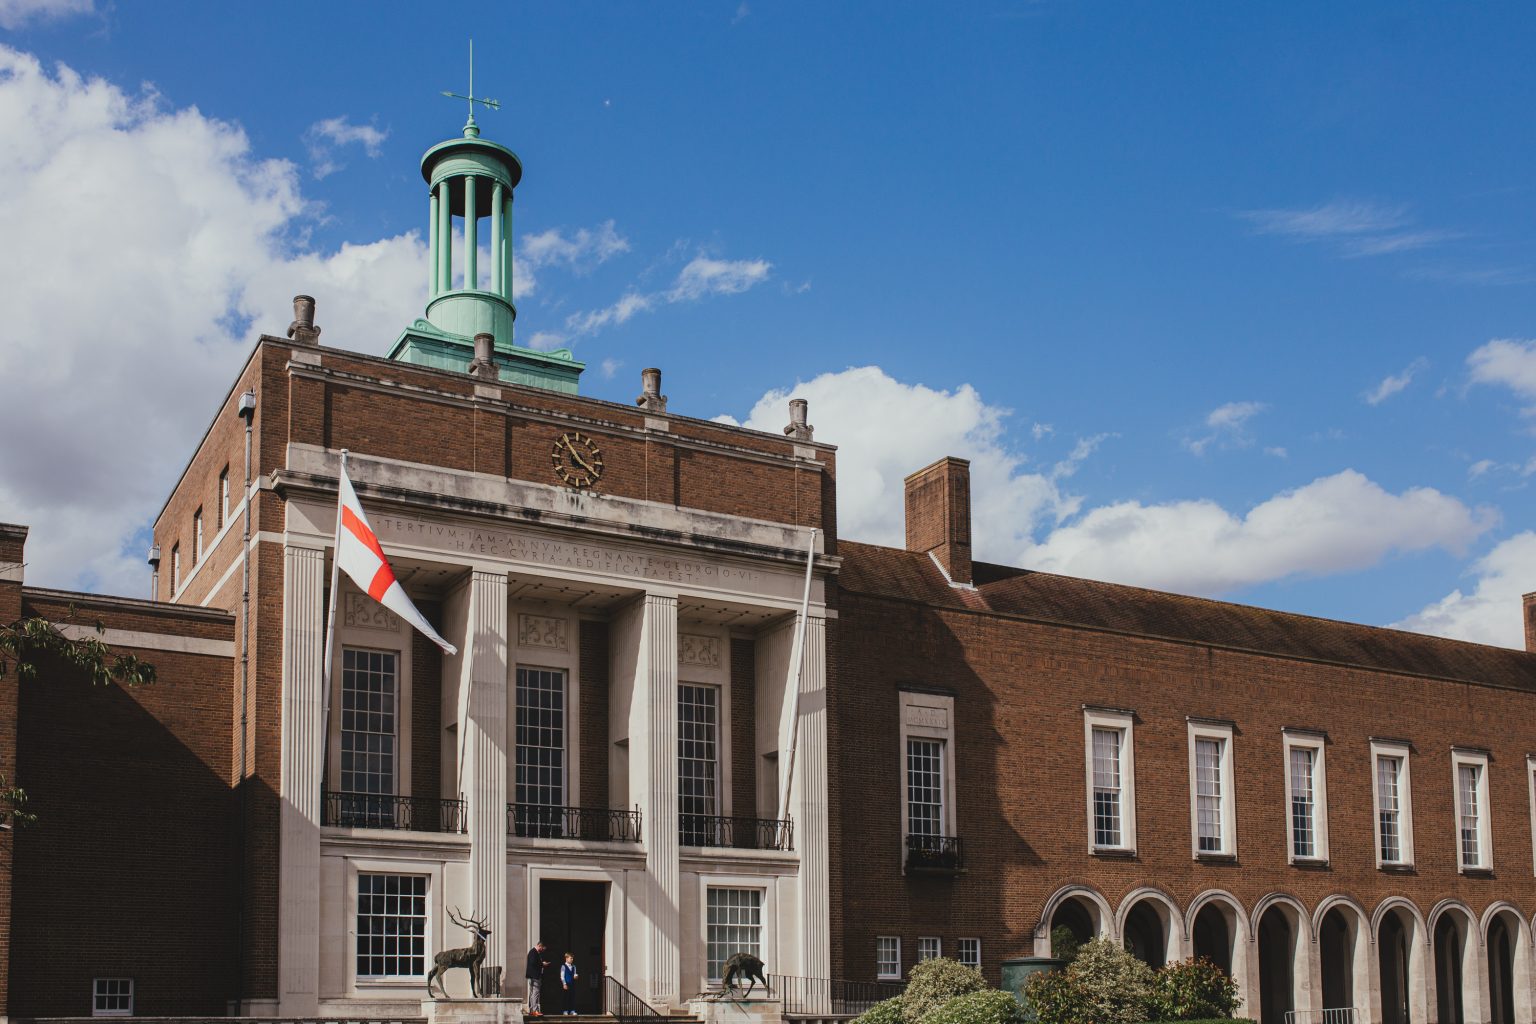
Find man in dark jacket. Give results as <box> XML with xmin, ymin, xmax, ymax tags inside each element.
<box><xmin>525</xmin><ymin>942</ymin><xmax>550</xmax><ymax>1015</ymax></box>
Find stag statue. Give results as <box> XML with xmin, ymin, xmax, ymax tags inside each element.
<box><xmin>427</xmin><ymin>907</ymin><xmax>491</xmax><ymax>1000</ymax></box>
<box><xmin>716</xmin><ymin>952</ymin><xmax>768</xmax><ymax>1000</ymax></box>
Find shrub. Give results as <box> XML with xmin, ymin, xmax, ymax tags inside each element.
<box><xmin>1147</xmin><ymin>957</ymin><xmax>1241</xmax><ymax>1021</ymax></box>
<box><xmin>1049</xmin><ymin>926</ymin><xmax>1083</xmax><ymax>963</ymax></box>
<box><xmin>921</xmin><ymin>989</ymin><xmax>1027</xmax><ymax>1024</ymax></box>
<box><xmin>1067</xmin><ymin>939</ymin><xmax>1155</xmax><ymax>1024</ymax></box>
<box><xmin>1022</xmin><ymin>968</ymin><xmax>1091</xmax><ymax>1024</ymax></box>
<box><xmin>853</xmin><ymin>996</ymin><xmax>907</xmax><ymax>1024</ymax></box>
<box><xmin>902</xmin><ymin>958</ymin><xmax>990</xmax><ymax>1024</ymax></box>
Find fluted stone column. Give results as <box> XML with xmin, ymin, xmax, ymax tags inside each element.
<box><xmin>794</xmin><ymin>614</ymin><xmax>831</xmax><ymax>993</ymax></box>
<box><xmin>462</xmin><ymin>569</ymin><xmax>509</xmax><ymax>976</ymax></box>
<box><xmin>277</xmin><ymin>543</ymin><xmax>326</xmax><ymax>1015</ymax></box>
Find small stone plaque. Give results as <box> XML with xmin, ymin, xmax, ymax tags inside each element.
<box><xmin>906</xmin><ymin>706</ymin><xmax>948</xmax><ymax>729</ymax></box>
<box><xmin>518</xmin><ymin>613</ymin><xmax>567</xmax><ymax>650</ymax></box>
<box><xmin>344</xmin><ymin>593</ymin><xmax>400</xmax><ymax>632</ymax></box>
<box><xmin>679</xmin><ymin>633</ymin><xmax>721</xmax><ymax>669</ymax></box>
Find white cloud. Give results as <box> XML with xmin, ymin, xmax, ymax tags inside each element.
<box><xmin>566</xmin><ymin>253</ymin><xmax>770</xmax><ymax>337</ymax></box>
<box><xmin>1468</xmin><ymin>338</ymin><xmax>1536</xmax><ymax>407</ymax></box>
<box><xmin>1393</xmin><ymin>532</ymin><xmax>1536</xmax><ymax>649</ymax></box>
<box><xmin>1468</xmin><ymin>459</ymin><xmax>1496</xmax><ymax>479</ymax></box>
<box><xmin>519</xmin><ymin>221</ymin><xmax>629</xmax><ymax>293</ymax></box>
<box><xmin>0</xmin><ymin>0</ymin><xmax>90</xmax><ymax>30</ymax></box>
<box><xmin>1264</xmin><ymin>446</ymin><xmax>1288</xmax><ymax>459</ymax></box>
<box><xmin>1365</xmin><ymin>357</ymin><xmax>1429</xmax><ymax>405</ymax></box>
<box><xmin>0</xmin><ymin>45</ymin><xmax>430</xmax><ymax>594</ymax></box>
<box><xmin>600</xmin><ymin>358</ymin><xmax>622</xmax><ymax>380</ymax></box>
<box><xmin>524</xmin><ymin>331</ymin><xmax>569</xmax><ymax>352</ymax></box>
<box><xmin>304</xmin><ymin>116</ymin><xmax>388</xmax><ymax>179</ymax></box>
<box><xmin>1186</xmin><ymin>400</ymin><xmax>1266</xmax><ymax>455</ymax></box>
<box><xmin>1239</xmin><ymin>199</ymin><xmax>1451</xmax><ymax>258</ymax></box>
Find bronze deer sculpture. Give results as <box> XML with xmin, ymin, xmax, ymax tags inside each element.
<box><xmin>717</xmin><ymin>952</ymin><xmax>768</xmax><ymax>999</ymax></box>
<box><xmin>427</xmin><ymin>907</ymin><xmax>491</xmax><ymax>999</ymax></box>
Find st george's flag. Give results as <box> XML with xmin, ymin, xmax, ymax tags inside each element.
<box><xmin>332</xmin><ymin>453</ymin><xmax>457</xmax><ymax>655</ymax></box>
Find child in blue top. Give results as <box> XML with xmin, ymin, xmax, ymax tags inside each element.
<box><xmin>560</xmin><ymin>954</ymin><xmax>579</xmax><ymax>1015</ymax></box>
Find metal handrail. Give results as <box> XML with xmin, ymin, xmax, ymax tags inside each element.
<box><xmin>771</xmin><ymin>975</ymin><xmax>907</xmax><ymax>1016</ymax></box>
<box><xmin>679</xmin><ymin>813</ymin><xmax>795</xmax><ymax>851</ymax></box>
<box><xmin>1286</xmin><ymin>1010</ymin><xmax>1357</xmax><ymax>1024</ymax></box>
<box><xmin>321</xmin><ymin>791</ymin><xmax>466</xmax><ymax>833</ymax></box>
<box><xmin>605</xmin><ymin>973</ymin><xmax>663</xmax><ymax>1022</ymax></box>
<box><xmin>507</xmin><ymin>804</ymin><xmax>643</xmax><ymax>842</ymax></box>
<box><xmin>904</xmin><ymin>834</ymin><xmax>964</xmax><ymax>872</ymax></box>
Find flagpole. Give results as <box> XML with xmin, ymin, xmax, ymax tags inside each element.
<box><xmin>777</xmin><ymin>527</ymin><xmax>819</xmax><ymax>820</ymax></box>
<box><xmin>319</xmin><ymin>449</ymin><xmax>348</xmax><ymax>801</ymax></box>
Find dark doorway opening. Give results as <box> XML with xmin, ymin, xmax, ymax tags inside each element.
<box><xmin>1124</xmin><ymin>902</ymin><xmax>1166</xmax><ymax>968</ymax></box>
<box><xmin>540</xmin><ymin>880</ymin><xmax>609</xmax><ymax>1014</ymax></box>
<box><xmin>1489</xmin><ymin>915</ymin><xmax>1516</xmax><ymax>1024</ymax></box>
<box><xmin>1050</xmin><ymin>898</ymin><xmax>1095</xmax><ymax>957</ymax></box>
<box><xmin>1436</xmin><ymin>915</ymin><xmax>1465</xmax><ymax>1024</ymax></box>
<box><xmin>1319</xmin><ymin>908</ymin><xmax>1354</xmax><ymax>1012</ymax></box>
<box><xmin>1378</xmin><ymin>911</ymin><xmax>1411</xmax><ymax>1024</ymax></box>
<box><xmin>1257</xmin><ymin>906</ymin><xmax>1294</xmax><ymax>1024</ymax></box>
<box><xmin>1192</xmin><ymin>903</ymin><xmax>1233</xmax><ymax>975</ymax></box>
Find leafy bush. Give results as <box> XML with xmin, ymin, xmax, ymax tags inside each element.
<box><xmin>1066</xmin><ymin>939</ymin><xmax>1155</xmax><ymax>1024</ymax></box>
<box><xmin>920</xmin><ymin>989</ymin><xmax>1027</xmax><ymax>1024</ymax></box>
<box><xmin>1049</xmin><ymin>926</ymin><xmax>1083</xmax><ymax>963</ymax></box>
<box><xmin>1158</xmin><ymin>1019</ymin><xmax>1254</xmax><ymax>1024</ymax></box>
<box><xmin>853</xmin><ymin>996</ymin><xmax>907</xmax><ymax>1024</ymax></box>
<box><xmin>1147</xmin><ymin>958</ymin><xmax>1241</xmax><ymax>1021</ymax></box>
<box><xmin>1022</xmin><ymin>969</ymin><xmax>1091</xmax><ymax>1024</ymax></box>
<box><xmin>902</xmin><ymin>958</ymin><xmax>990</xmax><ymax>1024</ymax></box>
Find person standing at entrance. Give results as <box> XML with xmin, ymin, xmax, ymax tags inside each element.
<box><xmin>526</xmin><ymin>942</ymin><xmax>549</xmax><ymax>1016</ymax></box>
<box><xmin>560</xmin><ymin>953</ymin><xmax>579</xmax><ymax>1015</ymax></box>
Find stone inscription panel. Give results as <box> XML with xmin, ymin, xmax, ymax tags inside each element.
<box><xmin>905</xmin><ymin>706</ymin><xmax>948</xmax><ymax>730</ymax></box>
<box><xmin>344</xmin><ymin>592</ymin><xmax>400</xmax><ymax>632</ymax></box>
<box><xmin>518</xmin><ymin>613</ymin><xmax>567</xmax><ymax>650</ymax></box>
<box><xmin>679</xmin><ymin>634</ymin><xmax>721</xmax><ymax>669</ymax></box>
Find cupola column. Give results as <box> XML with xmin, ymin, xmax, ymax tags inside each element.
<box><xmin>490</xmin><ymin>181</ymin><xmax>504</xmax><ymax>297</ymax></box>
<box><xmin>501</xmin><ymin>191</ymin><xmax>514</xmax><ymax>299</ymax></box>
<box><xmin>436</xmin><ymin>179</ymin><xmax>452</xmax><ymax>294</ymax></box>
<box><xmin>463</xmin><ymin>174</ymin><xmax>478</xmax><ymax>290</ymax></box>
<box><xmin>428</xmin><ymin>186</ymin><xmax>440</xmax><ymax>298</ymax></box>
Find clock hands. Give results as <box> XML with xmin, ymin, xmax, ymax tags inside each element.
<box><xmin>556</xmin><ymin>435</ymin><xmax>600</xmax><ymax>478</ymax></box>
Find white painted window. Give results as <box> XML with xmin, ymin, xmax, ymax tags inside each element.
<box><xmin>1527</xmin><ymin>757</ymin><xmax>1536</xmax><ymax>876</ymax></box>
<box><xmin>679</xmin><ymin>683</ymin><xmax>721</xmax><ymax>845</ymax></box>
<box><xmin>898</xmin><ymin>690</ymin><xmax>957</xmax><ymax>856</ymax></box>
<box><xmin>1282</xmin><ymin>731</ymin><xmax>1328</xmax><ymax>863</ymax></box>
<box><xmin>706</xmin><ymin>888</ymin><xmax>762</xmax><ymax>982</ymax></box>
<box><xmin>219</xmin><ymin>466</ymin><xmax>230</xmax><ymax>528</ymax></box>
<box><xmin>957</xmin><ymin>937</ymin><xmax>981</xmax><ymax>971</ymax></box>
<box><xmin>1083</xmin><ymin>708</ymin><xmax>1136</xmax><ymax>852</ymax></box>
<box><xmin>513</xmin><ymin>667</ymin><xmax>566</xmax><ymax>837</ymax></box>
<box><xmin>917</xmin><ymin>936</ymin><xmax>941</xmax><ymax>962</ymax></box>
<box><xmin>1371</xmin><ymin>740</ymin><xmax>1415</xmax><ymax>868</ymax></box>
<box><xmin>193</xmin><ymin>507</ymin><xmax>203</xmax><ymax>563</ymax></box>
<box><xmin>1452</xmin><ymin>749</ymin><xmax>1492</xmax><ymax>871</ymax></box>
<box><xmin>907</xmin><ymin>738</ymin><xmax>945</xmax><ymax>837</ymax></box>
<box><xmin>92</xmin><ymin>978</ymin><xmax>133</xmax><ymax>1016</ymax></box>
<box><xmin>1187</xmin><ymin>720</ymin><xmax>1236</xmax><ymax>857</ymax></box>
<box><xmin>339</xmin><ymin>648</ymin><xmax>397</xmax><ymax>825</ymax></box>
<box><xmin>876</xmin><ymin>936</ymin><xmax>901</xmax><ymax>979</ymax></box>
<box><xmin>356</xmin><ymin>873</ymin><xmax>427</xmax><ymax>978</ymax></box>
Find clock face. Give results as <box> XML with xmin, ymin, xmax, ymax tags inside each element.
<box><xmin>551</xmin><ymin>431</ymin><xmax>604</xmax><ymax>488</ymax></box>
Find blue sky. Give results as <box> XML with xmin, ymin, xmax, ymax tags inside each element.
<box><xmin>3</xmin><ymin>1</ymin><xmax>1536</xmax><ymax>646</ymax></box>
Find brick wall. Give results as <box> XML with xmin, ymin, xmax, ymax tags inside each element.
<box><xmin>0</xmin><ymin>524</ymin><xmax>26</xmax><ymax>1021</ymax></box>
<box><xmin>731</xmin><ymin>638</ymin><xmax>757</xmax><ymax>820</ymax></box>
<box><xmin>412</xmin><ymin>602</ymin><xmax>444</xmax><ymax>806</ymax></box>
<box><xmin>580</xmin><ymin>621</ymin><xmax>610</xmax><ymax>811</ymax></box>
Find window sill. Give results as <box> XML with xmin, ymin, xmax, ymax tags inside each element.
<box><xmin>1459</xmin><ymin>865</ymin><xmax>1495</xmax><ymax>877</ymax></box>
<box><xmin>1091</xmin><ymin>847</ymin><xmax>1137</xmax><ymax>859</ymax></box>
<box><xmin>1289</xmin><ymin>856</ymin><xmax>1330</xmax><ymax>869</ymax></box>
<box><xmin>1377</xmin><ymin>862</ymin><xmax>1417</xmax><ymax>874</ymax></box>
<box><xmin>1194</xmin><ymin>851</ymin><xmax>1237</xmax><ymax>863</ymax></box>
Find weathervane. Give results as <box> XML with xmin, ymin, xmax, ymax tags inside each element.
<box><xmin>442</xmin><ymin>38</ymin><xmax>500</xmax><ymax>138</ymax></box>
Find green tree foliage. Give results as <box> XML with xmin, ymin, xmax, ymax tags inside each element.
<box><xmin>852</xmin><ymin>996</ymin><xmax>907</xmax><ymax>1024</ymax></box>
<box><xmin>920</xmin><ymin>989</ymin><xmax>1026</xmax><ymax>1024</ymax></box>
<box><xmin>1050</xmin><ymin>926</ymin><xmax>1084</xmax><ymax>963</ymax></box>
<box><xmin>1026</xmin><ymin>939</ymin><xmax>1154</xmax><ymax>1024</ymax></box>
<box><xmin>1147</xmin><ymin>958</ymin><xmax>1241</xmax><ymax>1022</ymax></box>
<box><xmin>1022</xmin><ymin>970</ymin><xmax>1091</xmax><ymax>1024</ymax></box>
<box><xmin>902</xmin><ymin>958</ymin><xmax>990</xmax><ymax>1024</ymax></box>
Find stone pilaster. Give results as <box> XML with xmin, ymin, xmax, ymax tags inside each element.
<box><xmin>463</xmin><ymin>570</ymin><xmax>509</xmax><ymax>977</ymax></box>
<box><xmin>637</xmin><ymin>594</ymin><xmax>680</xmax><ymax>1007</ymax></box>
<box><xmin>794</xmin><ymin>614</ymin><xmax>831</xmax><ymax>992</ymax></box>
<box><xmin>277</xmin><ymin>543</ymin><xmax>326</xmax><ymax>1015</ymax></box>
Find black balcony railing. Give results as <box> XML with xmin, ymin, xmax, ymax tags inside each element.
<box><xmin>679</xmin><ymin>813</ymin><xmax>794</xmax><ymax>851</ymax></box>
<box><xmin>905</xmin><ymin>834</ymin><xmax>964</xmax><ymax>873</ymax></box>
<box><xmin>770</xmin><ymin>975</ymin><xmax>908</xmax><ymax>1016</ymax></box>
<box><xmin>322</xmin><ymin>791</ymin><xmax>467</xmax><ymax>833</ymax></box>
<box><xmin>507</xmin><ymin>804</ymin><xmax>643</xmax><ymax>842</ymax></box>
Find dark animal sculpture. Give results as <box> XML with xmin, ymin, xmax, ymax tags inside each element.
<box><xmin>718</xmin><ymin>952</ymin><xmax>768</xmax><ymax>999</ymax></box>
<box><xmin>427</xmin><ymin>907</ymin><xmax>491</xmax><ymax>999</ymax></box>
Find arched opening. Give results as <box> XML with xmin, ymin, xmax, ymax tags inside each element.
<box><xmin>1050</xmin><ymin>896</ymin><xmax>1097</xmax><ymax>958</ymax></box>
<box><xmin>1124</xmin><ymin>901</ymin><xmax>1167</xmax><ymax>967</ymax></box>
<box><xmin>1193</xmin><ymin>902</ymin><xmax>1233</xmax><ymax>974</ymax></box>
<box><xmin>1319</xmin><ymin>908</ymin><xmax>1354</xmax><ymax>1011</ymax></box>
<box><xmin>1377</xmin><ymin>905</ymin><xmax>1426</xmax><ymax>1024</ymax></box>
<box><xmin>1258</xmin><ymin>905</ymin><xmax>1298</xmax><ymax>1024</ymax></box>
<box><xmin>1489</xmin><ymin>914</ymin><xmax>1515</xmax><ymax>1024</ymax></box>
<box><xmin>1435</xmin><ymin>913</ymin><xmax>1465</xmax><ymax>1024</ymax></box>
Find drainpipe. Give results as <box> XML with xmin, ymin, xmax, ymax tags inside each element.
<box><xmin>235</xmin><ymin>387</ymin><xmax>256</xmax><ymax>1011</ymax></box>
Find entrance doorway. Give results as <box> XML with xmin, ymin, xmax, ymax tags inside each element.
<box><xmin>1435</xmin><ymin>914</ymin><xmax>1465</xmax><ymax>1024</ymax></box>
<box><xmin>1257</xmin><ymin>906</ymin><xmax>1295</xmax><ymax>1024</ymax></box>
<box><xmin>540</xmin><ymin>880</ymin><xmax>609</xmax><ymax>1014</ymax></box>
<box><xmin>1378</xmin><ymin>911</ymin><xmax>1412</xmax><ymax>1024</ymax></box>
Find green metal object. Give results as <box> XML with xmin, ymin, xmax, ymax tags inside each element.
<box><xmin>999</xmin><ymin>958</ymin><xmax>1067</xmax><ymax>1020</ymax></box>
<box><xmin>389</xmin><ymin>40</ymin><xmax>584</xmax><ymax>393</ymax></box>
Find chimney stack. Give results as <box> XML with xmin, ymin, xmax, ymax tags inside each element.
<box><xmin>1525</xmin><ymin>592</ymin><xmax>1536</xmax><ymax>653</ymax></box>
<box><xmin>287</xmin><ymin>294</ymin><xmax>321</xmax><ymax>345</ymax></box>
<box><xmin>637</xmin><ymin>367</ymin><xmax>668</xmax><ymax>413</ymax></box>
<box><xmin>783</xmin><ymin>398</ymin><xmax>814</xmax><ymax>441</ymax></box>
<box><xmin>904</xmin><ymin>456</ymin><xmax>972</xmax><ymax>586</ymax></box>
<box><xmin>468</xmin><ymin>333</ymin><xmax>499</xmax><ymax>380</ymax></box>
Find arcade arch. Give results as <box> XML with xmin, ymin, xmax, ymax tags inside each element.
<box><xmin>1117</xmin><ymin>888</ymin><xmax>1183</xmax><ymax>969</ymax></box>
<box><xmin>1373</xmin><ymin>898</ymin><xmax>1430</xmax><ymax>1024</ymax></box>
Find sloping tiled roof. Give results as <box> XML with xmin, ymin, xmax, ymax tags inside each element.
<box><xmin>837</xmin><ymin>540</ymin><xmax>1536</xmax><ymax>689</ymax></box>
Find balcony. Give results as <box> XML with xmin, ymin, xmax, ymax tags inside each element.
<box><xmin>322</xmin><ymin>791</ymin><xmax>467</xmax><ymax>833</ymax></box>
<box><xmin>905</xmin><ymin>833</ymin><xmax>964</xmax><ymax>874</ymax></box>
<box><xmin>680</xmin><ymin>813</ymin><xmax>794</xmax><ymax>851</ymax></box>
<box><xmin>507</xmin><ymin>803</ymin><xmax>643</xmax><ymax>843</ymax></box>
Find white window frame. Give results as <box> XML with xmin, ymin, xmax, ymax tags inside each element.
<box><xmin>1083</xmin><ymin>708</ymin><xmax>1136</xmax><ymax>854</ymax></box>
<box><xmin>92</xmin><ymin>978</ymin><xmax>133</xmax><ymax>1017</ymax></box>
<box><xmin>219</xmin><ymin>465</ymin><xmax>230</xmax><ymax>527</ymax></box>
<box><xmin>917</xmin><ymin>936</ymin><xmax>941</xmax><ymax>962</ymax></box>
<box><xmin>1527</xmin><ymin>756</ymin><xmax>1536</xmax><ymax>877</ymax></box>
<box><xmin>170</xmin><ymin>543</ymin><xmax>180</xmax><ymax>594</ymax></box>
<box><xmin>876</xmin><ymin>936</ymin><xmax>902</xmax><ymax>980</ymax></box>
<box><xmin>1282</xmin><ymin>730</ymin><xmax>1328</xmax><ymax>864</ymax></box>
<box><xmin>193</xmin><ymin>507</ymin><xmax>204</xmax><ymax>563</ymax></box>
<box><xmin>355</xmin><ymin>872</ymin><xmax>430</xmax><ymax>981</ymax></box>
<box><xmin>1451</xmin><ymin>748</ymin><xmax>1492</xmax><ymax>872</ymax></box>
<box><xmin>957</xmin><ymin>937</ymin><xmax>981</xmax><ymax>971</ymax></box>
<box><xmin>705</xmin><ymin>885</ymin><xmax>766</xmax><ymax>985</ymax></box>
<box><xmin>898</xmin><ymin>690</ymin><xmax>957</xmax><ymax>867</ymax></box>
<box><xmin>1371</xmin><ymin>739</ymin><xmax>1415</xmax><ymax>869</ymax></box>
<box><xmin>1187</xmin><ymin>720</ymin><xmax>1237</xmax><ymax>858</ymax></box>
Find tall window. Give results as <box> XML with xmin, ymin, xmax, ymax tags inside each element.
<box><xmin>514</xmin><ymin>667</ymin><xmax>566</xmax><ymax>837</ymax></box>
<box><xmin>1282</xmin><ymin>732</ymin><xmax>1328</xmax><ymax>863</ymax></box>
<box><xmin>1195</xmin><ymin>739</ymin><xmax>1224</xmax><ymax>852</ymax></box>
<box><xmin>876</xmin><ymin>936</ymin><xmax>901</xmax><ymax>980</ymax></box>
<box><xmin>341</xmin><ymin>648</ymin><xmax>397</xmax><ymax>825</ymax></box>
<box><xmin>679</xmin><ymin>683</ymin><xmax>720</xmax><ymax>845</ymax></box>
<box><xmin>1453</xmin><ymin>750</ymin><xmax>1491</xmax><ymax>871</ymax></box>
<box><xmin>1084</xmin><ymin>708</ymin><xmax>1136</xmax><ymax>852</ymax></box>
<box><xmin>1289</xmin><ymin>747</ymin><xmax>1316</xmax><ymax>858</ymax></box>
<box><xmin>906</xmin><ymin>738</ymin><xmax>944</xmax><ymax>837</ymax></box>
<box><xmin>219</xmin><ymin>466</ymin><xmax>230</xmax><ymax>528</ymax></box>
<box><xmin>1371</xmin><ymin>741</ymin><xmax>1415</xmax><ymax>868</ymax></box>
<box><xmin>92</xmin><ymin>979</ymin><xmax>133</xmax><ymax>1017</ymax></box>
<box><xmin>706</xmin><ymin>888</ymin><xmax>761</xmax><ymax>982</ymax></box>
<box><xmin>1093</xmin><ymin>728</ymin><xmax>1122</xmax><ymax>847</ymax></box>
<box><xmin>170</xmin><ymin>543</ymin><xmax>180</xmax><ymax>593</ymax></box>
<box><xmin>957</xmin><ymin>938</ymin><xmax>981</xmax><ymax>971</ymax></box>
<box><xmin>193</xmin><ymin>507</ymin><xmax>204</xmax><ymax>563</ymax></box>
<box><xmin>1188</xmin><ymin>721</ymin><xmax>1235</xmax><ymax>857</ymax></box>
<box><xmin>356</xmin><ymin>873</ymin><xmax>427</xmax><ymax>978</ymax></box>
<box><xmin>917</xmin><ymin>937</ymin><xmax>941</xmax><ymax>962</ymax></box>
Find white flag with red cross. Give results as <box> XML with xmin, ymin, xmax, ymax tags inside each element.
<box><xmin>333</xmin><ymin>457</ymin><xmax>457</xmax><ymax>655</ymax></box>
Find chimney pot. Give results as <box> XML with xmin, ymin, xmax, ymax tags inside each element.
<box><xmin>287</xmin><ymin>294</ymin><xmax>322</xmax><ymax>344</ymax></box>
<box><xmin>469</xmin><ymin>332</ymin><xmax>499</xmax><ymax>380</ymax></box>
<box><xmin>637</xmin><ymin>367</ymin><xmax>668</xmax><ymax>413</ymax></box>
<box><xmin>904</xmin><ymin>456</ymin><xmax>972</xmax><ymax>586</ymax></box>
<box><xmin>783</xmin><ymin>398</ymin><xmax>813</xmax><ymax>440</ymax></box>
